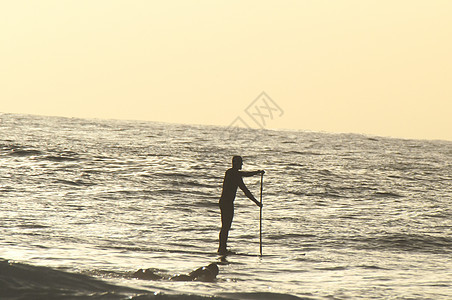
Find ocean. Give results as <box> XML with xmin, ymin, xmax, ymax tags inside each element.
<box><xmin>0</xmin><ymin>113</ymin><xmax>451</xmax><ymax>299</ymax></box>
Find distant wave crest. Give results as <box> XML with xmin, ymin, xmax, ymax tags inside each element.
<box><xmin>353</xmin><ymin>233</ymin><xmax>452</xmax><ymax>254</ymax></box>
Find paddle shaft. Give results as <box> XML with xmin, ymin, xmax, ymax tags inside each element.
<box><xmin>259</xmin><ymin>172</ymin><xmax>263</xmax><ymax>257</ymax></box>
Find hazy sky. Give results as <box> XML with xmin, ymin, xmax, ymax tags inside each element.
<box><xmin>1</xmin><ymin>1</ymin><xmax>451</xmax><ymax>141</ymax></box>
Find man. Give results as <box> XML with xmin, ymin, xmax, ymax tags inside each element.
<box><xmin>170</xmin><ymin>263</ymin><xmax>219</xmax><ymax>282</ymax></box>
<box><xmin>132</xmin><ymin>263</ymin><xmax>219</xmax><ymax>282</ymax></box>
<box><xmin>218</xmin><ymin>156</ymin><xmax>264</xmax><ymax>254</ymax></box>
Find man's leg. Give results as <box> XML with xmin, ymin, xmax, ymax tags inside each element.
<box><xmin>218</xmin><ymin>203</ymin><xmax>233</xmax><ymax>253</ymax></box>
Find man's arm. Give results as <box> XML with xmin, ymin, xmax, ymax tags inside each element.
<box><xmin>238</xmin><ymin>177</ymin><xmax>262</xmax><ymax>208</ymax></box>
<box><xmin>239</xmin><ymin>170</ymin><xmax>264</xmax><ymax>177</ymax></box>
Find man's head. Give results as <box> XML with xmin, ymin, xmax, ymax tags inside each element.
<box><xmin>232</xmin><ymin>156</ymin><xmax>243</xmax><ymax>170</ymax></box>
<box><xmin>206</xmin><ymin>263</ymin><xmax>219</xmax><ymax>277</ymax></box>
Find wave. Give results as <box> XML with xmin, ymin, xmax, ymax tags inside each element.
<box><xmin>43</xmin><ymin>155</ymin><xmax>80</xmax><ymax>162</ymax></box>
<box><xmin>153</xmin><ymin>189</ymin><xmax>180</xmax><ymax>195</ymax></box>
<box><xmin>193</xmin><ymin>199</ymin><xmax>219</xmax><ymax>208</ymax></box>
<box><xmin>352</xmin><ymin>233</ymin><xmax>452</xmax><ymax>254</ymax></box>
<box><xmin>7</xmin><ymin>149</ymin><xmax>42</xmax><ymax>157</ymax></box>
<box><xmin>16</xmin><ymin>224</ymin><xmax>50</xmax><ymax>229</ymax></box>
<box><xmin>284</xmin><ymin>150</ymin><xmax>322</xmax><ymax>156</ymax></box>
<box><xmin>305</xmin><ymin>192</ymin><xmax>342</xmax><ymax>199</ymax></box>
<box><xmin>183</xmin><ymin>180</ymin><xmax>217</xmax><ymax>189</ymax></box>
<box><xmin>5</xmin><ymin>147</ymin><xmax>82</xmax><ymax>163</ymax></box>
<box><xmin>266</xmin><ymin>233</ymin><xmax>317</xmax><ymax>240</ymax></box>
<box><xmin>0</xmin><ymin>186</ymin><xmax>14</xmax><ymax>193</ymax></box>
<box><xmin>289</xmin><ymin>189</ymin><xmax>344</xmax><ymax>199</ymax></box>
<box><xmin>358</xmin><ymin>265</ymin><xmax>389</xmax><ymax>270</ymax></box>
<box><xmin>154</xmin><ymin>172</ymin><xmax>192</xmax><ymax>178</ymax></box>
<box><xmin>1</xmin><ymin>259</ymin><xmax>296</xmax><ymax>300</ymax></box>
<box><xmin>314</xmin><ymin>266</ymin><xmax>348</xmax><ymax>271</ymax></box>
<box><xmin>55</xmin><ymin>179</ymin><xmax>94</xmax><ymax>187</ymax></box>
<box><xmin>0</xmin><ymin>259</ymin><xmax>143</xmax><ymax>299</ymax></box>
<box><xmin>373</xmin><ymin>192</ymin><xmax>404</xmax><ymax>198</ymax></box>
<box><xmin>318</xmin><ymin>169</ymin><xmax>334</xmax><ymax>176</ymax></box>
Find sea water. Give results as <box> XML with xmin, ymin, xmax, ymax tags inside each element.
<box><xmin>0</xmin><ymin>113</ymin><xmax>451</xmax><ymax>299</ymax></box>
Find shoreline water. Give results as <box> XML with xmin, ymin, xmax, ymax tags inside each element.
<box><xmin>1</xmin><ymin>113</ymin><xmax>451</xmax><ymax>299</ymax></box>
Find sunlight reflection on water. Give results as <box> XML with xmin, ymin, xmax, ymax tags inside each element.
<box><xmin>1</xmin><ymin>113</ymin><xmax>451</xmax><ymax>299</ymax></box>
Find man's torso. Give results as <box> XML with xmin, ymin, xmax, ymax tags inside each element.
<box><xmin>220</xmin><ymin>168</ymin><xmax>241</xmax><ymax>203</ymax></box>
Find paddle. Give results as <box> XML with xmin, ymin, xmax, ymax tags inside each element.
<box><xmin>259</xmin><ymin>171</ymin><xmax>264</xmax><ymax>257</ymax></box>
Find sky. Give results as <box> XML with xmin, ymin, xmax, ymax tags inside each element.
<box><xmin>1</xmin><ymin>1</ymin><xmax>451</xmax><ymax>141</ymax></box>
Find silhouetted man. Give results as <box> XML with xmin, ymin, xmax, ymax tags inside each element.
<box><xmin>218</xmin><ymin>156</ymin><xmax>264</xmax><ymax>254</ymax></box>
